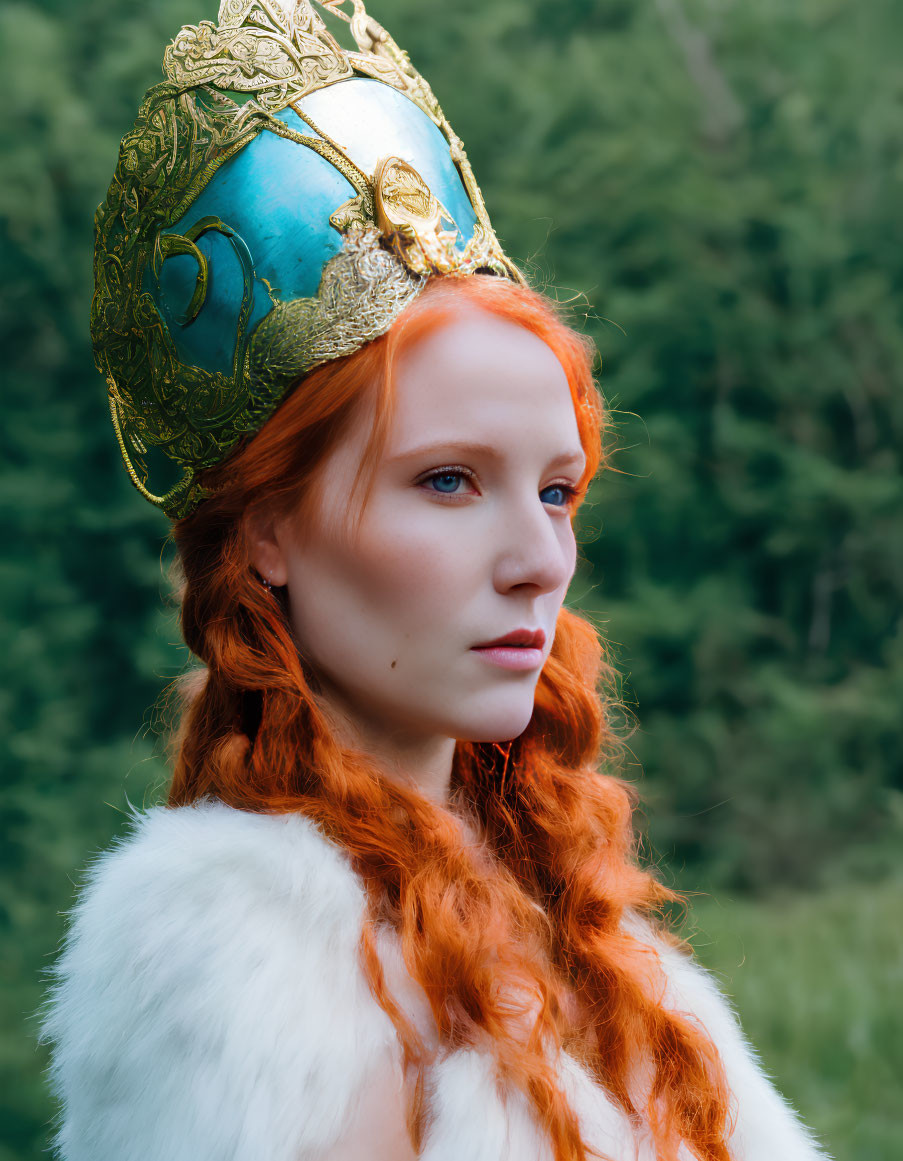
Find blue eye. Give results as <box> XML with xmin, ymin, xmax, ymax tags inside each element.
<box><xmin>429</xmin><ymin>471</ymin><xmax>466</xmax><ymax>493</ymax></box>
<box><xmin>421</xmin><ymin>468</ymin><xmax>472</xmax><ymax>495</ymax></box>
<box><xmin>541</xmin><ymin>484</ymin><xmax>577</xmax><ymax>508</ymax></box>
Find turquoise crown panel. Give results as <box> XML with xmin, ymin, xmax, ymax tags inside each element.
<box><xmin>151</xmin><ymin>78</ymin><xmax>480</xmax><ymax>375</ymax></box>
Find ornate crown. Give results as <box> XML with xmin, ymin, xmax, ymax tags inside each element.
<box><xmin>93</xmin><ymin>0</ymin><xmax>522</xmax><ymax>518</ymax></box>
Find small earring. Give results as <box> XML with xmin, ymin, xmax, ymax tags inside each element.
<box><xmin>261</xmin><ymin>574</ymin><xmax>273</xmax><ymax>591</ymax></box>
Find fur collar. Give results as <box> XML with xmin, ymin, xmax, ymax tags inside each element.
<box><xmin>39</xmin><ymin>800</ymin><xmax>830</xmax><ymax>1160</ymax></box>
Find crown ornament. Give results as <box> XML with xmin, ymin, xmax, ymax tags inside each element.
<box><xmin>93</xmin><ymin>0</ymin><xmax>522</xmax><ymax>518</ymax></box>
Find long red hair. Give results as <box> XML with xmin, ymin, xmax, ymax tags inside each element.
<box><xmin>168</xmin><ymin>275</ymin><xmax>733</xmax><ymax>1160</ymax></box>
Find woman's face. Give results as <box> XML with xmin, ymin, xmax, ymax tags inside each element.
<box><xmin>251</xmin><ymin>306</ymin><xmax>586</xmax><ymax>753</ymax></box>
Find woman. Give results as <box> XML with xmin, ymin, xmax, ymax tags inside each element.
<box><xmin>40</xmin><ymin>2</ymin><xmax>830</xmax><ymax>1159</ymax></box>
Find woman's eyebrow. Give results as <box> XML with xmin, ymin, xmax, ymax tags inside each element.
<box><xmin>390</xmin><ymin>439</ymin><xmax>586</xmax><ymax>469</ymax></box>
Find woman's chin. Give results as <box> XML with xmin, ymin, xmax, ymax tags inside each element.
<box><xmin>453</xmin><ymin>702</ymin><xmax>535</xmax><ymax>744</ymax></box>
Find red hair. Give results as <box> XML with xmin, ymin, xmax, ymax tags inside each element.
<box><xmin>168</xmin><ymin>275</ymin><xmax>733</xmax><ymax>1160</ymax></box>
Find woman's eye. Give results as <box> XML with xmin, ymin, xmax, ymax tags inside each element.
<box><xmin>421</xmin><ymin>469</ymin><xmax>473</xmax><ymax>495</ymax></box>
<box><xmin>541</xmin><ymin>483</ymin><xmax>578</xmax><ymax>508</ymax></box>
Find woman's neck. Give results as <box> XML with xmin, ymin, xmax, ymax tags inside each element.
<box><xmin>313</xmin><ymin>684</ymin><xmax>457</xmax><ymax>805</ymax></box>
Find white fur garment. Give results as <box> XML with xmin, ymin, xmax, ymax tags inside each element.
<box><xmin>38</xmin><ymin>800</ymin><xmax>831</xmax><ymax>1160</ymax></box>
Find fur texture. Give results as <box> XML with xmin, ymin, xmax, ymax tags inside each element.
<box><xmin>39</xmin><ymin>801</ymin><xmax>831</xmax><ymax>1160</ymax></box>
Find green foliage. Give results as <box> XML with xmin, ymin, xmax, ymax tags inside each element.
<box><xmin>1</xmin><ymin>0</ymin><xmax>900</xmax><ymax>1158</ymax></box>
<box><xmin>689</xmin><ymin>876</ymin><xmax>903</xmax><ymax>1159</ymax></box>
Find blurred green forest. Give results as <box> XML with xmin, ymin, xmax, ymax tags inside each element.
<box><xmin>1</xmin><ymin>0</ymin><xmax>901</xmax><ymax>1157</ymax></box>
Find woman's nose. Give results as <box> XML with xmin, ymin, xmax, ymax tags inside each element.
<box><xmin>492</xmin><ymin>495</ymin><xmax>574</xmax><ymax>596</ymax></box>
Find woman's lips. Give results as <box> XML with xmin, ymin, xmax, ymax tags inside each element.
<box><xmin>472</xmin><ymin>628</ymin><xmax>546</xmax><ymax>650</ymax></box>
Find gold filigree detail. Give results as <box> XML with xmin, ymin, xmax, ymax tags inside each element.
<box><xmin>247</xmin><ymin>227</ymin><xmax>424</xmax><ymax>396</ymax></box>
<box><xmin>329</xmin><ymin>191</ymin><xmax>372</xmax><ymax>233</ymax></box>
<box><xmin>164</xmin><ymin>0</ymin><xmax>352</xmax><ymax>111</ymax></box>
<box><xmin>374</xmin><ymin>156</ymin><xmax>465</xmax><ymax>276</ymax></box>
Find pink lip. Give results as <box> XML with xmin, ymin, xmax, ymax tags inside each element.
<box><xmin>470</xmin><ymin>645</ymin><xmax>544</xmax><ymax>671</ymax></box>
<box><xmin>470</xmin><ymin>627</ymin><xmax>546</xmax><ymax>671</ymax></box>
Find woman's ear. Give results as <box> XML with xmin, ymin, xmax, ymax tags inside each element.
<box><xmin>244</xmin><ymin>507</ymin><xmax>291</xmax><ymax>588</ymax></box>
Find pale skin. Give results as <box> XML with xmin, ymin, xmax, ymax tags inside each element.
<box><xmin>247</xmin><ymin>306</ymin><xmax>586</xmax><ymax>1159</ymax></box>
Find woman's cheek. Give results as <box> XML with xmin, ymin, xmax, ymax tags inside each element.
<box><xmin>360</xmin><ymin>505</ymin><xmax>474</xmax><ymax>599</ymax></box>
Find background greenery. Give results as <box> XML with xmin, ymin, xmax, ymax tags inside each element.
<box><xmin>1</xmin><ymin>0</ymin><xmax>900</xmax><ymax>1157</ymax></box>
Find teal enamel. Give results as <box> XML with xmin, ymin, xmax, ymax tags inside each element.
<box><xmin>150</xmin><ymin>78</ymin><xmax>479</xmax><ymax>375</ymax></box>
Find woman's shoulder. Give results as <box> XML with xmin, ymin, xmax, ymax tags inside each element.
<box><xmin>39</xmin><ymin>801</ymin><xmax>395</xmax><ymax>1161</ymax></box>
<box><xmin>67</xmin><ymin>798</ymin><xmax>366</xmax><ymax>933</ymax></box>
<box><xmin>49</xmin><ymin>799</ymin><xmax>370</xmax><ymax>996</ymax></box>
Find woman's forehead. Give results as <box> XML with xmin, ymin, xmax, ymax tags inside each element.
<box><xmin>398</xmin><ymin>306</ymin><xmax>557</xmax><ymax>374</ymax></box>
<box><xmin>389</xmin><ymin>321</ymin><xmax>576</xmax><ymax>452</ymax></box>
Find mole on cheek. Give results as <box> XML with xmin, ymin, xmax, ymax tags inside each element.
<box><xmin>391</xmin><ymin>659</ymin><xmax>398</xmax><ymax>669</ymax></box>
